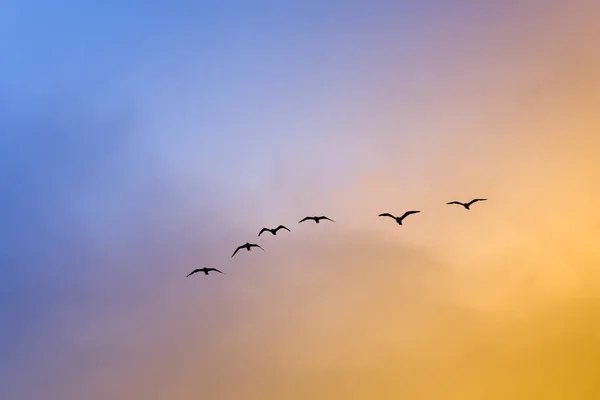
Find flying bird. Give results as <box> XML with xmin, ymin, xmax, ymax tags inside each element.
<box><xmin>231</xmin><ymin>242</ymin><xmax>265</xmax><ymax>257</ymax></box>
<box><xmin>378</xmin><ymin>210</ymin><xmax>421</xmax><ymax>225</ymax></box>
<box><xmin>258</xmin><ymin>225</ymin><xmax>291</xmax><ymax>236</ymax></box>
<box><xmin>446</xmin><ymin>198</ymin><xmax>487</xmax><ymax>210</ymax></box>
<box><xmin>298</xmin><ymin>216</ymin><xmax>335</xmax><ymax>223</ymax></box>
<box><xmin>186</xmin><ymin>267</ymin><xmax>225</xmax><ymax>277</ymax></box>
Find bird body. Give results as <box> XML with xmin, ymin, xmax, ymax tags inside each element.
<box><xmin>378</xmin><ymin>211</ymin><xmax>420</xmax><ymax>225</ymax></box>
<box><xmin>231</xmin><ymin>242</ymin><xmax>265</xmax><ymax>257</ymax></box>
<box><xmin>298</xmin><ymin>216</ymin><xmax>334</xmax><ymax>223</ymax></box>
<box><xmin>258</xmin><ymin>225</ymin><xmax>291</xmax><ymax>236</ymax></box>
<box><xmin>186</xmin><ymin>267</ymin><xmax>225</xmax><ymax>277</ymax></box>
<box><xmin>446</xmin><ymin>198</ymin><xmax>487</xmax><ymax>210</ymax></box>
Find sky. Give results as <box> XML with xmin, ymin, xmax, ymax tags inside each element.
<box><xmin>1</xmin><ymin>1</ymin><xmax>600</xmax><ymax>399</ymax></box>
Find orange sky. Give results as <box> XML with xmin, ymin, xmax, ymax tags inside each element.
<box><xmin>3</xmin><ymin>2</ymin><xmax>600</xmax><ymax>399</ymax></box>
<box><xmin>99</xmin><ymin>4</ymin><xmax>599</xmax><ymax>398</ymax></box>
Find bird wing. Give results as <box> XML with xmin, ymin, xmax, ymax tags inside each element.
<box><xmin>467</xmin><ymin>198</ymin><xmax>487</xmax><ymax>206</ymax></box>
<box><xmin>276</xmin><ymin>225</ymin><xmax>291</xmax><ymax>232</ymax></box>
<box><xmin>206</xmin><ymin>268</ymin><xmax>225</xmax><ymax>275</ymax></box>
<box><xmin>258</xmin><ymin>228</ymin><xmax>269</xmax><ymax>236</ymax></box>
<box><xmin>399</xmin><ymin>210</ymin><xmax>420</xmax><ymax>220</ymax></box>
<box><xmin>446</xmin><ymin>201</ymin><xmax>464</xmax><ymax>206</ymax></box>
<box><xmin>319</xmin><ymin>216</ymin><xmax>334</xmax><ymax>222</ymax></box>
<box><xmin>231</xmin><ymin>246</ymin><xmax>242</xmax><ymax>257</ymax></box>
<box><xmin>298</xmin><ymin>216</ymin><xmax>312</xmax><ymax>223</ymax></box>
<box><xmin>378</xmin><ymin>213</ymin><xmax>396</xmax><ymax>219</ymax></box>
<box><xmin>186</xmin><ymin>269</ymin><xmax>201</xmax><ymax>277</ymax></box>
<box><xmin>250</xmin><ymin>244</ymin><xmax>265</xmax><ymax>251</ymax></box>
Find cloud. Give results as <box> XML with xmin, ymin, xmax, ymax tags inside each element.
<box><xmin>3</xmin><ymin>1</ymin><xmax>600</xmax><ymax>399</ymax></box>
<box><xmin>30</xmin><ymin>227</ymin><xmax>600</xmax><ymax>400</ymax></box>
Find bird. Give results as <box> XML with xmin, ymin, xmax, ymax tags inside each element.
<box><xmin>446</xmin><ymin>198</ymin><xmax>487</xmax><ymax>210</ymax></box>
<box><xmin>231</xmin><ymin>242</ymin><xmax>265</xmax><ymax>257</ymax></box>
<box><xmin>298</xmin><ymin>216</ymin><xmax>335</xmax><ymax>223</ymax></box>
<box><xmin>258</xmin><ymin>225</ymin><xmax>291</xmax><ymax>236</ymax></box>
<box><xmin>186</xmin><ymin>267</ymin><xmax>225</xmax><ymax>277</ymax></box>
<box><xmin>378</xmin><ymin>210</ymin><xmax>421</xmax><ymax>225</ymax></box>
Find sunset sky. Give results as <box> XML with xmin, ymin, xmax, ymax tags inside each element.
<box><xmin>1</xmin><ymin>1</ymin><xmax>600</xmax><ymax>399</ymax></box>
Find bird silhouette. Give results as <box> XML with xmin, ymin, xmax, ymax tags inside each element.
<box><xmin>298</xmin><ymin>216</ymin><xmax>335</xmax><ymax>223</ymax></box>
<box><xmin>186</xmin><ymin>267</ymin><xmax>225</xmax><ymax>277</ymax></box>
<box><xmin>378</xmin><ymin>210</ymin><xmax>421</xmax><ymax>225</ymax></box>
<box><xmin>446</xmin><ymin>198</ymin><xmax>487</xmax><ymax>210</ymax></box>
<box><xmin>231</xmin><ymin>242</ymin><xmax>265</xmax><ymax>257</ymax></box>
<box><xmin>258</xmin><ymin>225</ymin><xmax>291</xmax><ymax>236</ymax></box>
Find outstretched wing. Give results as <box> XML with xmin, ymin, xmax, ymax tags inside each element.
<box><xmin>319</xmin><ymin>216</ymin><xmax>335</xmax><ymax>222</ymax></box>
<box><xmin>231</xmin><ymin>246</ymin><xmax>242</xmax><ymax>257</ymax></box>
<box><xmin>399</xmin><ymin>210</ymin><xmax>420</xmax><ymax>221</ymax></box>
<box><xmin>275</xmin><ymin>225</ymin><xmax>291</xmax><ymax>232</ymax></box>
<box><xmin>378</xmin><ymin>213</ymin><xmax>396</xmax><ymax>219</ymax></box>
<box><xmin>186</xmin><ymin>269</ymin><xmax>201</xmax><ymax>277</ymax></box>
<box><xmin>467</xmin><ymin>198</ymin><xmax>487</xmax><ymax>206</ymax></box>
<box><xmin>446</xmin><ymin>201</ymin><xmax>464</xmax><ymax>206</ymax></box>
<box><xmin>206</xmin><ymin>268</ymin><xmax>225</xmax><ymax>275</ymax></box>
<box><xmin>298</xmin><ymin>216</ymin><xmax>313</xmax><ymax>223</ymax></box>
<box><xmin>249</xmin><ymin>243</ymin><xmax>265</xmax><ymax>251</ymax></box>
<box><xmin>258</xmin><ymin>228</ymin><xmax>270</xmax><ymax>236</ymax></box>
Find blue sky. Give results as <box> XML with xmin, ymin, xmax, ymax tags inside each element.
<box><xmin>1</xmin><ymin>3</ymin><xmax>426</xmax><ymax>396</ymax></box>
<box><xmin>2</xmin><ymin>1</ymin><xmax>600</xmax><ymax>399</ymax></box>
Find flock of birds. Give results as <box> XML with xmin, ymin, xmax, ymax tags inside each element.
<box><xmin>186</xmin><ymin>198</ymin><xmax>488</xmax><ymax>277</ymax></box>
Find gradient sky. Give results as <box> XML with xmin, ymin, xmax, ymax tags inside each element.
<box><xmin>1</xmin><ymin>1</ymin><xmax>600</xmax><ymax>399</ymax></box>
